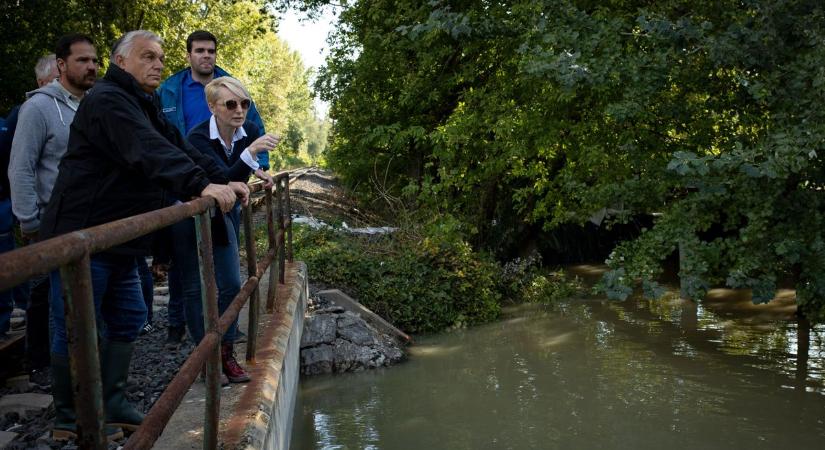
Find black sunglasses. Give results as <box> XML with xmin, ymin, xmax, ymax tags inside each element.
<box><xmin>223</xmin><ymin>99</ymin><xmax>251</xmax><ymax>110</ymax></box>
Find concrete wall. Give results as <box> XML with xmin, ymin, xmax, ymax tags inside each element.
<box><xmin>266</xmin><ymin>275</ymin><xmax>305</xmax><ymax>450</ymax></box>
<box><xmin>220</xmin><ymin>261</ymin><xmax>307</xmax><ymax>450</ymax></box>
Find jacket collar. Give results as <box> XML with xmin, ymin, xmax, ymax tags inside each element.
<box><xmin>170</xmin><ymin>65</ymin><xmax>230</xmax><ymax>86</ymax></box>
<box><xmin>104</xmin><ymin>64</ymin><xmax>156</xmax><ymax>104</ymax></box>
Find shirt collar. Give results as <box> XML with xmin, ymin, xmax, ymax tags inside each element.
<box><xmin>209</xmin><ymin>115</ymin><xmax>247</xmax><ymax>150</ymax></box>
<box><xmin>183</xmin><ymin>69</ymin><xmax>202</xmax><ymax>87</ymax></box>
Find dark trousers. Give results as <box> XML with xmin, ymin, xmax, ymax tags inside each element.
<box><xmin>137</xmin><ymin>257</ymin><xmax>153</xmax><ymax>324</ymax></box>
<box><xmin>168</xmin><ymin>212</ymin><xmax>241</xmax><ymax>344</ymax></box>
<box><xmin>26</xmin><ymin>274</ymin><xmax>51</xmax><ymax>369</ymax></box>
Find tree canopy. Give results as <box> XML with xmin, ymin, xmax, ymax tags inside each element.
<box><xmin>1</xmin><ymin>0</ymin><xmax>328</xmax><ymax>165</ymax></box>
<box><xmin>295</xmin><ymin>0</ymin><xmax>825</xmax><ymax>319</ymax></box>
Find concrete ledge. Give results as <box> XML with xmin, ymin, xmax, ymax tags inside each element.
<box><xmin>317</xmin><ymin>289</ymin><xmax>411</xmax><ymax>344</ymax></box>
<box><xmin>222</xmin><ymin>261</ymin><xmax>307</xmax><ymax>450</ymax></box>
<box><xmin>152</xmin><ymin>261</ymin><xmax>307</xmax><ymax>450</ymax></box>
<box><xmin>0</xmin><ymin>431</ymin><xmax>19</xmax><ymax>448</ymax></box>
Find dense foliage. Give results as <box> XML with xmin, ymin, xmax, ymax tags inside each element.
<box><xmin>287</xmin><ymin>0</ymin><xmax>825</xmax><ymax>320</ymax></box>
<box><xmin>293</xmin><ymin>225</ymin><xmax>502</xmax><ymax>333</ymax></box>
<box><xmin>1</xmin><ymin>0</ymin><xmax>328</xmax><ymax>165</ymax></box>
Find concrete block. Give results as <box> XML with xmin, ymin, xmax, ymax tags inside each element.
<box><xmin>10</xmin><ymin>316</ymin><xmax>25</xmax><ymax>330</ymax></box>
<box><xmin>0</xmin><ymin>431</ymin><xmax>18</xmax><ymax>448</ymax></box>
<box><xmin>5</xmin><ymin>375</ymin><xmax>31</xmax><ymax>391</ymax></box>
<box><xmin>0</xmin><ymin>393</ymin><xmax>53</xmax><ymax>416</ymax></box>
<box><xmin>317</xmin><ymin>289</ymin><xmax>411</xmax><ymax>344</ymax></box>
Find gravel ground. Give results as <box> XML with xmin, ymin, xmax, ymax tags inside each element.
<box><xmin>288</xmin><ymin>168</ymin><xmax>377</xmax><ymax>227</ymax></box>
<box><xmin>0</xmin><ymin>302</ymin><xmax>194</xmax><ymax>449</ymax></box>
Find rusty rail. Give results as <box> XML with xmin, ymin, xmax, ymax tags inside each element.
<box><xmin>0</xmin><ymin>172</ymin><xmax>294</xmax><ymax>450</ymax></box>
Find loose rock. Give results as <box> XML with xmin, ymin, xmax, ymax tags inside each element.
<box><xmin>300</xmin><ymin>293</ymin><xmax>406</xmax><ymax>375</ymax></box>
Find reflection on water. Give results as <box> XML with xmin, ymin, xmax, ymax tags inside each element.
<box><xmin>292</xmin><ymin>268</ymin><xmax>825</xmax><ymax>449</ymax></box>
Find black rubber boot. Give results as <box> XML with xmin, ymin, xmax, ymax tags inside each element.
<box><xmin>25</xmin><ymin>276</ymin><xmax>51</xmax><ymax>370</ymax></box>
<box><xmin>51</xmin><ymin>354</ymin><xmax>124</xmax><ymax>442</ymax></box>
<box><xmin>100</xmin><ymin>341</ymin><xmax>144</xmax><ymax>433</ymax></box>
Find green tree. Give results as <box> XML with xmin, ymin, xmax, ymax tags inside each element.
<box><xmin>295</xmin><ymin>0</ymin><xmax>825</xmax><ymax>319</ymax></box>
<box><xmin>1</xmin><ymin>0</ymin><xmax>322</xmax><ymax>141</ymax></box>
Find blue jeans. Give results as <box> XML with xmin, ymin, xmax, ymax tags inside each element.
<box><xmin>167</xmin><ymin>204</ymin><xmax>241</xmax><ymax>329</ymax></box>
<box><xmin>169</xmin><ymin>212</ymin><xmax>241</xmax><ymax>345</ymax></box>
<box><xmin>50</xmin><ymin>254</ymin><xmax>147</xmax><ymax>356</ymax></box>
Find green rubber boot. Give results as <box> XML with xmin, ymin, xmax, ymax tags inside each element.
<box><xmin>100</xmin><ymin>340</ymin><xmax>144</xmax><ymax>432</ymax></box>
<box><xmin>51</xmin><ymin>354</ymin><xmax>124</xmax><ymax>442</ymax></box>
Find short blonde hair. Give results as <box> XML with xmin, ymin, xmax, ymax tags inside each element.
<box><xmin>204</xmin><ymin>76</ymin><xmax>250</xmax><ymax>105</ymax></box>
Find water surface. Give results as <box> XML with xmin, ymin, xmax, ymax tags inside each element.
<box><xmin>292</xmin><ymin>268</ymin><xmax>825</xmax><ymax>449</ymax></box>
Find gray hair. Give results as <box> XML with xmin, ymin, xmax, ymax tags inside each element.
<box><xmin>111</xmin><ymin>30</ymin><xmax>163</xmax><ymax>60</ymax></box>
<box><xmin>34</xmin><ymin>54</ymin><xmax>56</xmax><ymax>81</ymax></box>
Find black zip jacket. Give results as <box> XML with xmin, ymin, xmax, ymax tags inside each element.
<box><xmin>40</xmin><ymin>64</ymin><xmax>230</xmax><ymax>254</ymax></box>
<box><xmin>186</xmin><ymin>119</ymin><xmax>261</xmax><ymax>183</ymax></box>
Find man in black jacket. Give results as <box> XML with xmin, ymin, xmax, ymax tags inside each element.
<box><xmin>39</xmin><ymin>30</ymin><xmax>248</xmax><ymax>441</ymax></box>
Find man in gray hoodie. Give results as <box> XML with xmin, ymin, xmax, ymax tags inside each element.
<box><xmin>8</xmin><ymin>33</ymin><xmax>98</xmax><ymax>369</ymax></box>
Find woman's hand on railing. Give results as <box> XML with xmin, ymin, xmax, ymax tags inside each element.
<box><xmin>228</xmin><ymin>181</ymin><xmax>250</xmax><ymax>207</ymax></box>
<box><xmin>200</xmin><ymin>183</ymin><xmax>237</xmax><ymax>213</ymax></box>
<box><xmin>254</xmin><ymin>169</ymin><xmax>274</xmax><ymax>189</ymax></box>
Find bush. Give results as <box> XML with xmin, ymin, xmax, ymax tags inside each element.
<box><xmin>293</xmin><ymin>224</ymin><xmax>501</xmax><ymax>334</ymax></box>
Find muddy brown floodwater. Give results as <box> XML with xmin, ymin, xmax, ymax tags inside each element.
<box><xmin>291</xmin><ymin>264</ymin><xmax>825</xmax><ymax>449</ymax></box>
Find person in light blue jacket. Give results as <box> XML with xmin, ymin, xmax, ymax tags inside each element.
<box><xmin>157</xmin><ymin>30</ymin><xmax>270</xmax><ymax>170</ymax></box>
<box><xmin>157</xmin><ymin>30</ymin><xmax>271</xmax><ymax>348</ymax></box>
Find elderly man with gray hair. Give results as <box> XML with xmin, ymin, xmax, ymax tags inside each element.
<box><xmin>40</xmin><ymin>29</ymin><xmax>249</xmax><ymax>441</ymax></box>
<box><xmin>34</xmin><ymin>54</ymin><xmax>59</xmax><ymax>87</ymax></box>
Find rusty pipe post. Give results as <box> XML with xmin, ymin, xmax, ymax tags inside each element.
<box><xmin>265</xmin><ymin>187</ymin><xmax>277</xmax><ymax>313</ymax></box>
<box><xmin>122</xmin><ymin>249</ymin><xmax>274</xmax><ymax>450</ymax></box>
<box><xmin>242</xmin><ymin>202</ymin><xmax>259</xmax><ymax>362</ymax></box>
<box><xmin>194</xmin><ymin>211</ymin><xmax>220</xmax><ymax>450</ymax></box>
<box><xmin>60</xmin><ymin>252</ymin><xmax>107</xmax><ymax>449</ymax></box>
<box><xmin>284</xmin><ymin>177</ymin><xmax>293</xmax><ymax>262</ymax></box>
<box><xmin>277</xmin><ymin>179</ymin><xmax>286</xmax><ymax>285</ymax></box>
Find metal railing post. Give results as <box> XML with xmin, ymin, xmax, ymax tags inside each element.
<box><xmin>277</xmin><ymin>179</ymin><xmax>286</xmax><ymax>285</ymax></box>
<box><xmin>265</xmin><ymin>187</ymin><xmax>278</xmax><ymax>313</ymax></box>
<box><xmin>284</xmin><ymin>179</ymin><xmax>293</xmax><ymax>262</ymax></box>
<box><xmin>242</xmin><ymin>202</ymin><xmax>259</xmax><ymax>362</ymax></box>
<box><xmin>194</xmin><ymin>211</ymin><xmax>220</xmax><ymax>450</ymax></box>
<box><xmin>266</xmin><ymin>187</ymin><xmax>278</xmax><ymax>313</ymax></box>
<box><xmin>60</xmin><ymin>252</ymin><xmax>107</xmax><ymax>449</ymax></box>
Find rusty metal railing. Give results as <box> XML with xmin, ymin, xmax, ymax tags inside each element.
<box><xmin>0</xmin><ymin>173</ymin><xmax>294</xmax><ymax>449</ymax></box>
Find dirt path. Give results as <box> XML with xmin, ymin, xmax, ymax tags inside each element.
<box><xmin>287</xmin><ymin>167</ymin><xmax>379</xmax><ymax>227</ymax></box>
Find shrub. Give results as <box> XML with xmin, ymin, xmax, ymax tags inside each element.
<box><xmin>293</xmin><ymin>224</ymin><xmax>501</xmax><ymax>334</ymax></box>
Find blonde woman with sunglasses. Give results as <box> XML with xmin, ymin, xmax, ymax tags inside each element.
<box><xmin>175</xmin><ymin>76</ymin><xmax>279</xmax><ymax>384</ymax></box>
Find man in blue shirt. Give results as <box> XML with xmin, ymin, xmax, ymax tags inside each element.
<box><xmin>158</xmin><ymin>30</ymin><xmax>270</xmax><ymax>170</ymax></box>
